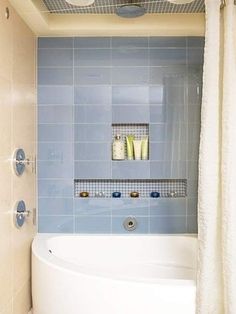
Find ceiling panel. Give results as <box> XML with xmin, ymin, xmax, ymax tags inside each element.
<box><xmin>41</xmin><ymin>0</ymin><xmax>205</xmax><ymax>14</ymax></box>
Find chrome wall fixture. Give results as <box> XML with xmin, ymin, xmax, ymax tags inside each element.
<box><xmin>123</xmin><ymin>216</ymin><xmax>138</xmax><ymax>231</ymax></box>
<box><xmin>14</xmin><ymin>200</ymin><xmax>31</xmax><ymax>228</ymax></box>
<box><xmin>5</xmin><ymin>7</ymin><xmax>10</xmax><ymax>19</ymax></box>
<box><xmin>12</xmin><ymin>148</ymin><xmax>35</xmax><ymax>176</ymax></box>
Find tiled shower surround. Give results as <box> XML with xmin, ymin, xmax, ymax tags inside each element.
<box><xmin>38</xmin><ymin>36</ymin><xmax>204</xmax><ymax>233</ymax></box>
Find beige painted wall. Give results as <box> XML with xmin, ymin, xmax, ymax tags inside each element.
<box><xmin>0</xmin><ymin>1</ymin><xmax>36</xmax><ymax>313</ymax></box>
<box><xmin>9</xmin><ymin>0</ymin><xmax>205</xmax><ymax>36</ymax></box>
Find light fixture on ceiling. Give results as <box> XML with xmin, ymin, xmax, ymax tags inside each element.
<box><xmin>65</xmin><ymin>0</ymin><xmax>95</xmax><ymax>6</ymax></box>
<box><xmin>116</xmin><ymin>0</ymin><xmax>146</xmax><ymax>18</ymax></box>
<box><xmin>166</xmin><ymin>0</ymin><xmax>195</xmax><ymax>4</ymax></box>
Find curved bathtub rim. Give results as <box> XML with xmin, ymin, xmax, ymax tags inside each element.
<box><xmin>32</xmin><ymin>233</ymin><xmax>197</xmax><ymax>287</ymax></box>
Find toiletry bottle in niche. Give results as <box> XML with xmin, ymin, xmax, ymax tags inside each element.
<box><xmin>141</xmin><ymin>136</ymin><xmax>149</xmax><ymax>160</ymax></box>
<box><xmin>112</xmin><ymin>135</ymin><xmax>125</xmax><ymax>160</ymax></box>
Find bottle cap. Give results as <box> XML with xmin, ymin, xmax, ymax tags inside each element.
<box><xmin>150</xmin><ymin>191</ymin><xmax>160</xmax><ymax>198</ymax></box>
<box><xmin>115</xmin><ymin>134</ymin><xmax>121</xmax><ymax>140</ymax></box>
<box><xmin>112</xmin><ymin>191</ymin><xmax>121</xmax><ymax>198</ymax></box>
<box><xmin>80</xmin><ymin>191</ymin><xmax>89</xmax><ymax>198</ymax></box>
<box><xmin>130</xmin><ymin>191</ymin><xmax>139</xmax><ymax>198</ymax></box>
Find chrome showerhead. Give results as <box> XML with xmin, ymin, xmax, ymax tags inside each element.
<box><xmin>116</xmin><ymin>2</ymin><xmax>146</xmax><ymax>18</ymax></box>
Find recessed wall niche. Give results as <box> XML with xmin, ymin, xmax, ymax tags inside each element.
<box><xmin>112</xmin><ymin>124</ymin><xmax>149</xmax><ymax>161</ymax></box>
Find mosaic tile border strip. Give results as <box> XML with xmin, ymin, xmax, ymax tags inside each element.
<box><xmin>112</xmin><ymin>124</ymin><xmax>149</xmax><ymax>141</ymax></box>
<box><xmin>75</xmin><ymin>179</ymin><xmax>187</xmax><ymax>198</ymax></box>
<box><xmin>42</xmin><ymin>0</ymin><xmax>205</xmax><ymax>14</ymax></box>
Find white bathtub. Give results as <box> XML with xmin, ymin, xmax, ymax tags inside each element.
<box><xmin>32</xmin><ymin>234</ymin><xmax>197</xmax><ymax>314</ymax></box>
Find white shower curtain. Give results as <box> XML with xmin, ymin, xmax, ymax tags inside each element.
<box><xmin>197</xmin><ymin>0</ymin><xmax>236</xmax><ymax>313</ymax></box>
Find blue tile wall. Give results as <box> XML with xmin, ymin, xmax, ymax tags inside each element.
<box><xmin>38</xmin><ymin>36</ymin><xmax>204</xmax><ymax>234</ymax></box>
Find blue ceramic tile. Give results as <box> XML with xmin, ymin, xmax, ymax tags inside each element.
<box><xmin>150</xmin><ymin>106</ymin><xmax>166</xmax><ymax>123</ymax></box>
<box><xmin>149</xmin><ymin>49</ymin><xmax>186</xmax><ymax>66</ymax></box>
<box><xmin>75</xmin><ymin>216</ymin><xmax>111</xmax><ymax>233</ymax></box>
<box><xmin>75</xmin><ymin>86</ymin><xmax>111</xmax><ymax>104</ymax></box>
<box><xmin>112</xmin><ymin>216</ymin><xmax>149</xmax><ymax>234</ymax></box>
<box><xmin>38</xmin><ymin>105</ymin><xmax>73</xmax><ymax>124</ymax></box>
<box><xmin>38</xmin><ymin>179</ymin><xmax>73</xmax><ymax>197</ymax></box>
<box><xmin>38</xmin><ymin>160</ymin><xmax>73</xmax><ymax>179</ymax></box>
<box><xmin>149</xmin><ymin>123</ymin><xmax>166</xmax><ymax>141</ymax></box>
<box><xmin>150</xmin><ymin>142</ymin><xmax>187</xmax><ymax>161</ymax></box>
<box><xmin>74</xmin><ymin>49</ymin><xmax>111</xmax><ymax>66</ymax></box>
<box><xmin>75</xmin><ymin>124</ymin><xmax>111</xmax><ymax>142</ymax></box>
<box><xmin>38</xmin><ymin>49</ymin><xmax>73</xmax><ymax>67</ymax></box>
<box><xmin>38</xmin><ymin>37</ymin><xmax>73</xmax><ymax>49</ymax></box>
<box><xmin>38</xmin><ymin>142</ymin><xmax>73</xmax><ymax>161</ymax></box>
<box><xmin>187</xmin><ymin>180</ymin><xmax>198</xmax><ymax>198</ymax></box>
<box><xmin>74</xmin><ymin>37</ymin><xmax>110</xmax><ymax>48</ymax></box>
<box><xmin>74</xmin><ymin>105</ymin><xmax>111</xmax><ymax>123</ymax></box>
<box><xmin>188</xmin><ymin>105</ymin><xmax>201</xmax><ymax>124</ymax></box>
<box><xmin>112</xmin><ymin>105</ymin><xmax>149</xmax><ymax>123</ymax></box>
<box><xmin>187</xmin><ymin>37</ymin><xmax>205</xmax><ymax>48</ymax></box>
<box><xmin>149</xmin><ymin>143</ymin><xmax>165</xmax><ymax>161</ymax></box>
<box><xmin>165</xmin><ymin>85</ymin><xmax>185</xmax><ymax>106</ymax></box>
<box><xmin>112</xmin><ymin>161</ymin><xmax>150</xmax><ymax>179</ymax></box>
<box><xmin>187</xmin><ymin>216</ymin><xmax>198</xmax><ymax>233</ymax></box>
<box><xmin>150</xmin><ymin>162</ymin><xmax>166</xmax><ymax>178</ymax></box>
<box><xmin>166</xmin><ymin>105</ymin><xmax>187</xmax><ymax>123</ymax></box>
<box><xmin>187</xmin><ymin>140</ymin><xmax>200</xmax><ymax>161</ymax></box>
<box><xmin>150</xmin><ymin>198</ymin><xmax>186</xmax><ymax>216</ymax></box>
<box><xmin>112</xmin><ymin>67</ymin><xmax>149</xmax><ymax>85</ymax></box>
<box><xmin>112</xmin><ymin>37</ymin><xmax>148</xmax><ymax>48</ymax></box>
<box><xmin>38</xmin><ymin>86</ymin><xmax>73</xmax><ymax>105</ymax></box>
<box><xmin>75</xmin><ymin>142</ymin><xmax>111</xmax><ymax>161</ymax></box>
<box><xmin>166</xmin><ymin>123</ymin><xmax>187</xmax><ymax>142</ymax></box>
<box><xmin>187</xmin><ymin>48</ymin><xmax>204</xmax><ymax>65</ymax></box>
<box><xmin>74</xmin><ymin>199</ymin><xmax>111</xmax><ymax>215</ymax></box>
<box><xmin>37</xmin><ymin>68</ymin><xmax>72</xmax><ymax>86</ymax></box>
<box><xmin>75</xmin><ymin>161</ymin><xmax>111</xmax><ymax>179</ymax></box>
<box><xmin>112</xmin><ymin>199</ymin><xmax>149</xmax><ymax>216</ymax></box>
<box><xmin>149</xmin><ymin>123</ymin><xmax>187</xmax><ymax>142</ymax></box>
<box><xmin>149</xmin><ymin>86</ymin><xmax>165</xmax><ymax>104</ymax></box>
<box><xmin>187</xmin><ymin>84</ymin><xmax>202</xmax><ymax>105</ymax></box>
<box><xmin>187</xmin><ymin>198</ymin><xmax>198</xmax><ymax>216</ymax></box>
<box><xmin>187</xmin><ymin>66</ymin><xmax>203</xmax><ymax>86</ymax></box>
<box><xmin>38</xmin><ymin>124</ymin><xmax>73</xmax><ymax>142</ymax></box>
<box><xmin>149</xmin><ymin>37</ymin><xmax>186</xmax><ymax>48</ymax></box>
<box><xmin>188</xmin><ymin>124</ymin><xmax>200</xmax><ymax>145</ymax></box>
<box><xmin>39</xmin><ymin>198</ymin><xmax>73</xmax><ymax>215</ymax></box>
<box><xmin>150</xmin><ymin>216</ymin><xmax>186</xmax><ymax>233</ymax></box>
<box><xmin>150</xmin><ymin>161</ymin><xmax>187</xmax><ymax>179</ymax></box>
<box><xmin>38</xmin><ymin>68</ymin><xmax>73</xmax><ymax>85</ymax></box>
<box><xmin>36</xmin><ymin>36</ymin><xmax>204</xmax><ymax>235</ymax></box>
<box><xmin>74</xmin><ymin>67</ymin><xmax>111</xmax><ymax>85</ymax></box>
<box><xmin>187</xmin><ymin>161</ymin><xmax>199</xmax><ymax>179</ymax></box>
<box><xmin>38</xmin><ymin>216</ymin><xmax>74</xmax><ymax>233</ymax></box>
<box><xmin>150</xmin><ymin>66</ymin><xmax>186</xmax><ymax>85</ymax></box>
<box><xmin>112</xmin><ymin>49</ymin><xmax>148</xmax><ymax>66</ymax></box>
<box><xmin>112</xmin><ymin>86</ymin><xmax>149</xmax><ymax>104</ymax></box>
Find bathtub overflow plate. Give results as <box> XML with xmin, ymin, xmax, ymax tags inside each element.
<box><xmin>123</xmin><ymin>217</ymin><xmax>137</xmax><ymax>231</ymax></box>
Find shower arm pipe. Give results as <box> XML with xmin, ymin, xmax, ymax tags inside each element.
<box><xmin>221</xmin><ymin>0</ymin><xmax>236</xmax><ymax>8</ymax></box>
<box><xmin>220</xmin><ymin>0</ymin><xmax>226</xmax><ymax>8</ymax></box>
